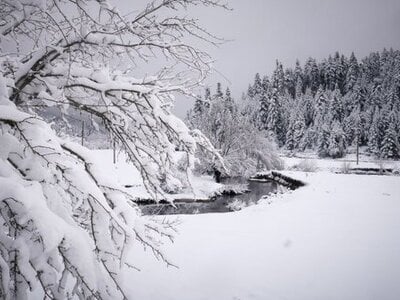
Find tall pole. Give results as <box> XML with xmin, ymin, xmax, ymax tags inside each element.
<box><xmin>356</xmin><ymin>134</ymin><xmax>359</xmax><ymax>165</ymax></box>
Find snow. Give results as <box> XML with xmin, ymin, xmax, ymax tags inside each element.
<box><xmin>0</xmin><ymin>104</ymin><xmax>31</xmax><ymax>122</ymax></box>
<box><xmin>89</xmin><ymin>149</ymin><xmax>222</xmax><ymax>200</ymax></box>
<box><xmin>126</xmin><ymin>170</ymin><xmax>400</xmax><ymax>300</ymax></box>
<box><xmin>281</xmin><ymin>152</ymin><xmax>400</xmax><ymax>173</ymax></box>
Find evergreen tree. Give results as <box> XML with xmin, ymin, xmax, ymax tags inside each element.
<box><xmin>294</xmin><ymin>59</ymin><xmax>303</xmax><ymax>91</ymax></box>
<box><xmin>314</xmin><ymin>85</ymin><xmax>327</xmax><ymax>115</ymax></box>
<box><xmin>272</xmin><ymin>60</ymin><xmax>286</xmax><ymax>94</ymax></box>
<box><xmin>345</xmin><ymin>52</ymin><xmax>359</xmax><ymax>92</ymax></box>
<box><xmin>247</xmin><ymin>84</ymin><xmax>255</xmax><ymax>99</ymax></box>
<box><xmin>351</xmin><ymin>76</ymin><xmax>367</xmax><ymax>111</ymax></box>
<box><xmin>303</xmin><ymin>88</ymin><xmax>315</xmax><ymax>126</ymax></box>
<box><xmin>253</xmin><ymin>73</ymin><xmax>263</xmax><ymax>98</ymax></box>
<box><xmin>285</xmin><ymin>118</ymin><xmax>295</xmax><ymax>151</ymax></box>
<box><xmin>224</xmin><ymin>87</ymin><xmax>234</xmax><ymax>112</ymax></box>
<box><xmin>293</xmin><ymin>113</ymin><xmax>306</xmax><ymax>149</ymax></box>
<box><xmin>215</xmin><ymin>82</ymin><xmax>224</xmax><ymax>99</ymax></box>
<box><xmin>317</xmin><ymin>124</ymin><xmax>330</xmax><ymax>157</ymax></box>
<box><xmin>304</xmin><ymin>57</ymin><xmax>320</xmax><ymax>92</ymax></box>
<box><xmin>266</xmin><ymin>88</ymin><xmax>284</xmax><ymax>145</ymax></box>
<box><xmin>368</xmin><ymin>109</ymin><xmax>381</xmax><ymax>155</ymax></box>
<box><xmin>330</xmin><ymin>85</ymin><xmax>344</xmax><ymax>122</ymax></box>
<box><xmin>204</xmin><ymin>87</ymin><xmax>211</xmax><ymax>109</ymax></box>
<box><xmin>328</xmin><ymin>121</ymin><xmax>346</xmax><ymax>158</ymax></box>
<box><xmin>284</xmin><ymin>68</ymin><xmax>296</xmax><ymax>97</ymax></box>
<box><xmin>381</xmin><ymin>113</ymin><xmax>400</xmax><ymax>158</ymax></box>
<box><xmin>225</xmin><ymin>87</ymin><xmax>233</xmax><ymax>102</ymax></box>
<box><xmin>193</xmin><ymin>95</ymin><xmax>204</xmax><ymax>115</ymax></box>
<box><xmin>295</xmin><ymin>77</ymin><xmax>303</xmax><ymax>100</ymax></box>
<box><xmin>205</xmin><ymin>87</ymin><xmax>211</xmax><ymax>101</ymax></box>
<box><xmin>259</xmin><ymin>76</ymin><xmax>271</xmax><ymax>129</ymax></box>
<box><xmin>325</xmin><ymin>55</ymin><xmax>336</xmax><ymax>90</ymax></box>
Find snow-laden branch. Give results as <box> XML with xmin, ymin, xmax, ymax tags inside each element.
<box><xmin>0</xmin><ymin>0</ymin><xmax>227</xmax><ymax>298</ymax></box>
<box><xmin>0</xmin><ymin>102</ymin><xmax>177</xmax><ymax>298</ymax></box>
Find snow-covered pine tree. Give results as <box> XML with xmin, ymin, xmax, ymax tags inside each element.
<box><xmin>328</xmin><ymin>121</ymin><xmax>346</xmax><ymax>158</ymax></box>
<box><xmin>324</xmin><ymin>55</ymin><xmax>336</xmax><ymax>90</ymax></box>
<box><xmin>317</xmin><ymin>124</ymin><xmax>331</xmax><ymax>157</ymax></box>
<box><xmin>271</xmin><ymin>60</ymin><xmax>286</xmax><ymax>95</ymax></box>
<box><xmin>368</xmin><ymin>108</ymin><xmax>381</xmax><ymax>155</ymax></box>
<box><xmin>0</xmin><ymin>0</ymin><xmax>227</xmax><ymax>298</ymax></box>
<box><xmin>313</xmin><ymin>86</ymin><xmax>329</xmax><ymax>134</ymax></box>
<box><xmin>345</xmin><ymin>52</ymin><xmax>359</xmax><ymax>92</ymax></box>
<box><xmin>253</xmin><ymin>73</ymin><xmax>264</xmax><ymax>100</ymax></box>
<box><xmin>302</xmin><ymin>88</ymin><xmax>315</xmax><ymax>127</ymax></box>
<box><xmin>337</xmin><ymin>53</ymin><xmax>349</xmax><ymax>93</ymax></box>
<box><xmin>285</xmin><ymin>114</ymin><xmax>296</xmax><ymax>151</ymax></box>
<box><xmin>304</xmin><ymin>57</ymin><xmax>320</xmax><ymax>92</ymax></box>
<box><xmin>343</xmin><ymin>107</ymin><xmax>362</xmax><ymax>146</ymax></box>
<box><xmin>314</xmin><ymin>85</ymin><xmax>327</xmax><ymax>115</ymax></box>
<box><xmin>266</xmin><ymin>87</ymin><xmax>285</xmax><ymax>145</ymax></box>
<box><xmin>293</xmin><ymin>113</ymin><xmax>306</xmax><ymax>149</ymax></box>
<box><xmin>381</xmin><ymin>112</ymin><xmax>400</xmax><ymax>158</ymax></box>
<box><xmin>247</xmin><ymin>84</ymin><xmax>255</xmax><ymax>99</ymax></box>
<box><xmin>215</xmin><ymin>82</ymin><xmax>224</xmax><ymax>100</ymax></box>
<box><xmin>204</xmin><ymin>87</ymin><xmax>212</xmax><ymax>110</ymax></box>
<box><xmin>224</xmin><ymin>87</ymin><xmax>235</xmax><ymax>113</ymax></box>
<box><xmin>295</xmin><ymin>77</ymin><xmax>303</xmax><ymax>100</ymax></box>
<box><xmin>258</xmin><ymin>76</ymin><xmax>271</xmax><ymax>130</ymax></box>
<box><xmin>294</xmin><ymin>59</ymin><xmax>303</xmax><ymax>91</ymax></box>
<box><xmin>330</xmin><ymin>84</ymin><xmax>345</xmax><ymax>122</ymax></box>
<box><xmin>194</xmin><ymin>95</ymin><xmax>205</xmax><ymax>115</ymax></box>
<box><xmin>225</xmin><ymin>87</ymin><xmax>233</xmax><ymax>102</ymax></box>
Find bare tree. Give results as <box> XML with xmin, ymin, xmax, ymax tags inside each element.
<box><xmin>0</xmin><ymin>0</ymin><xmax>226</xmax><ymax>298</ymax></box>
<box><xmin>187</xmin><ymin>93</ymin><xmax>283</xmax><ymax>177</ymax></box>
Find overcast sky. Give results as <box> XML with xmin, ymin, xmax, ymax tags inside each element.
<box><xmin>168</xmin><ymin>0</ymin><xmax>400</xmax><ymax>117</ymax></box>
<box><xmin>118</xmin><ymin>0</ymin><xmax>400</xmax><ymax>117</ymax></box>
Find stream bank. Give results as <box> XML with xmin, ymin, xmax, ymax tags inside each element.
<box><xmin>139</xmin><ymin>171</ymin><xmax>304</xmax><ymax>215</ymax></box>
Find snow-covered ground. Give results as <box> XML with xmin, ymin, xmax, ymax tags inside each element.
<box><xmin>85</xmin><ymin>150</ymin><xmax>400</xmax><ymax>299</ymax></box>
<box><xmin>281</xmin><ymin>152</ymin><xmax>400</xmax><ymax>173</ymax></box>
<box><xmin>126</xmin><ymin>170</ymin><xmax>400</xmax><ymax>300</ymax></box>
<box><xmin>90</xmin><ymin>149</ymin><xmax>222</xmax><ymax>200</ymax></box>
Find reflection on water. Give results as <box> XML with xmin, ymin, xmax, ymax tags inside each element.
<box><xmin>140</xmin><ymin>179</ymin><xmax>279</xmax><ymax>215</ymax></box>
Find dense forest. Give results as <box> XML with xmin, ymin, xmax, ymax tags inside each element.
<box><xmin>191</xmin><ymin>49</ymin><xmax>400</xmax><ymax>159</ymax></box>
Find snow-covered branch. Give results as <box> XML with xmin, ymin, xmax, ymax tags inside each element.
<box><xmin>0</xmin><ymin>0</ymin><xmax>227</xmax><ymax>298</ymax></box>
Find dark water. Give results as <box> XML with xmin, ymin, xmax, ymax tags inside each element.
<box><xmin>140</xmin><ymin>180</ymin><xmax>279</xmax><ymax>215</ymax></box>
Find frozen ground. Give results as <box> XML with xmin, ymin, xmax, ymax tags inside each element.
<box><xmin>84</xmin><ymin>150</ymin><xmax>400</xmax><ymax>299</ymax></box>
<box><xmin>126</xmin><ymin>170</ymin><xmax>400</xmax><ymax>300</ymax></box>
<box><xmin>281</xmin><ymin>152</ymin><xmax>400</xmax><ymax>173</ymax></box>
<box><xmin>89</xmin><ymin>149</ymin><xmax>222</xmax><ymax>200</ymax></box>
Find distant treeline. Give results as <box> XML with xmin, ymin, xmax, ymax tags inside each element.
<box><xmin>241</xmin><ymin>49</ymin><xmax>400</xmax><ymax>158</ymax></box>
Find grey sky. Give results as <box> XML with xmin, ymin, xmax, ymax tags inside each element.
<box><xmin>171</xmin><ymin>0</ymin><xmax>400</xmax><ymax>117</ymax></box>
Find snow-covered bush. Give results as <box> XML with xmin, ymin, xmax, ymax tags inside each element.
<box><xmin>0</xmin><ymin>0</ymin><xmax>226</xmax><ymax>298</ymax></box>
<box><xmin>187</xmin><ymin>88</ymin><xmax>283</xmax><ymax>177</ymax></box>
<box><xmin>340</xmin><ymin>161</ymin><xmax>352</xmax><ymax>174</ymax></box>
<box><xmin>293</xmin><ymin>159</ymin><xmax>318</xmax><ymax>172</ymax></box>
<box><xmin>227</xmin><ymin>199</ymin><xmax>248</xmax><ymax>211</ymax></box>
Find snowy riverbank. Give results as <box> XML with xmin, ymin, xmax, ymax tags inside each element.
<box><xmin>126</xmin><ymin>170</ymin><xmax>400</xmax><ymax>300</ymax></box>
<box><xmin>89</xmin><ymin>149</ymin><xmax>223</xmax><ymax>201</ymax></box>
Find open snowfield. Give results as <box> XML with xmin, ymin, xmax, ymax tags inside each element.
<box><xmin>65</xmin><ymin>150</ymin><xmax>400</xmax><ymax>299</ymax></box>
<box><xmin>280</xmin><ymin>151</ymin><xmax>400</xmax><ymax>173</ymax></box>
<box><xmin>126</xmin><ymin>170</ymin><xmax>400</xmax><ymax>300</ymax></box>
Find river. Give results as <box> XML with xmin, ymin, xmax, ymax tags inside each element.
<box><xmin>140</xmin><ymin>179</ymin><xmax>280</xmax><ymax>215</ymax></box>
